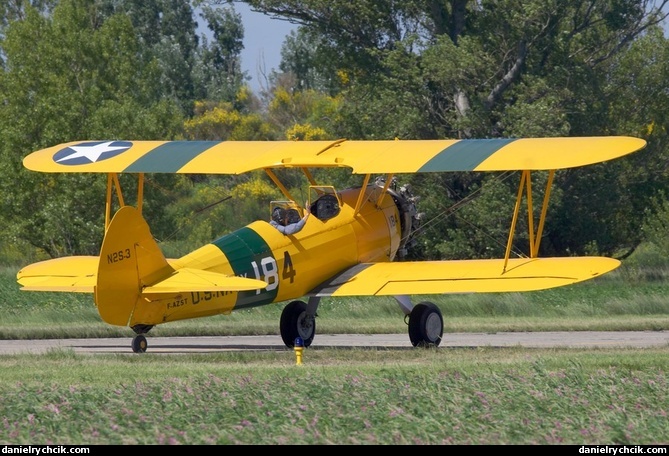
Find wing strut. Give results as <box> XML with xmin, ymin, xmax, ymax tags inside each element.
<box><xmin>354</xmin><ymin>174</ymin><xmax>371</xmax><ymax>215</ymax></box>
<box><xmin>503</xmin><ymin>171</ymin><xmax>526</xmax><ymax>271</ymax></box>
<box><xmin>533</xmin><ymin>170</ymin><xmax>554</xmax><ymax>257</ymax></box>
<box><xmin>301</xmin><ymin>167</ymin><xmax>318</xmax><ymax>186</ymax></box>
<box><xmin>104</xmin><ymin>172</ymin><xmax>145</xmax><ymax>231</ymax></box>
<box><xmin>503</xmin><ymin>169</ymin><xmax>555</xmax><ymax>272</ymax></box>
<box><xmin>264</xmin><ymin>168</ymin><xmax>297</xmax><ymax>202</ymax></box>
<box><xmin>375</xmin><ymin>173</ymin><xmax>394</xmax><ymax>207</ymax></box>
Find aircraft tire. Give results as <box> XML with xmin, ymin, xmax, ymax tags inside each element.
<box><xmin>280</xmin><ymin>300</ymin><xmax>315</xmax><ymax>348</ymax></box>
<box><xmin>131</xmin><ymin>334</ymin><xmax>148</xmax><ymax>353</ymax></box>
<box><xmin>408</xmin><ymin>302</ymin><xmax>443</xmax><ymax>347</ymax></box>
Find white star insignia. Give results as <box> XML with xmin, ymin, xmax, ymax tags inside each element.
<box><xmin>56</xmin><ymin>141</ymin><xmax>129</xmax><ymax>163</ymax></box>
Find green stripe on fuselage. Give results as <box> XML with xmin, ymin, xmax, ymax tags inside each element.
<box><xmin>124</xmin><ymin>141</ymin><xmax>221</xmax><ymax>172</ymax></box>
<box><xmin>211</xmin><ymin>226</ymin><xmax>277</xmax><ymax>309</ymax></box>
<box><xmin>418</xmin><ymin>138</ymin><xmax>518</xmax><ymax>172</ymax></box>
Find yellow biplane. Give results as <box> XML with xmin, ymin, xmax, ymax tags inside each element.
<box><xmin>17</xmin><ymin>136</ymin><xmax>646</xmax><ymax>352</ymax></box>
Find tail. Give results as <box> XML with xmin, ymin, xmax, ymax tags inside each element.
<box><xmin>96</xmin><ymin>206</ymin><xmax>173</xmax><ymax>326</ymax></box>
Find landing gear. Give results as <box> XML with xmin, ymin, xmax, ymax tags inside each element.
<box><xmin>131</xmin><ymin>334</ymin><xmax>148</xmax><ymax>353</ymax></box>
<box><xmin>280</xmin><ymin>300</ymin><xmax>316</xmax><ymax>348</ymax></box>
<box><xmin>131</xmin><ymin>324</ymin><xmax>153</xmax><ymax>353</ymax></box>
<box><xmin>408</xmin><ymin>302</ymin><xmax>443</xmax><ymax>347</ymax></box>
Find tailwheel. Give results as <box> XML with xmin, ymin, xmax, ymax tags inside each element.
<box><xmin>280</xmin><ymin>300</ymin><xmax>316</xmax><ymax>348</ymax></box>
<box><xmin>408</xmin><ymin>302</ymin><xmax>443</xmax><ymax>347</ymax></box>
<box><xmin>130</xmin><ymin>324</ymin><xmax>153</xmax><ymax>353</ymax></box>
<box><xmin>131</xmin><ymin>334</ymin><xmax>148</xmax><ymax>353</ymax></box>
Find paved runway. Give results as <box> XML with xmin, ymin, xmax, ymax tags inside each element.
<box><xmin>1</xmin><ymin>331</ymin><xmax>668</xmax><ymax>354</ymax></box>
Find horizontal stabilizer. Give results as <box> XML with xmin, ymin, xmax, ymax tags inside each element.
<box><xmin>310</xmin><ymin>256</ymin><xmax>620</xmax><ymax>296</ymax></box>
<box><xmin>142</xmin><ymin>268</ymin><xmax>266</xmax><ymax>294</ymax></box>
<box><xmin>16</xmin><ymin>244</ymin><xmax>266</xmax><ymax>296</ymax></box>
<box><xmin>17</xmin><ymin>256</ymin><xmax>98</xmax><ymax>292</ymax></box>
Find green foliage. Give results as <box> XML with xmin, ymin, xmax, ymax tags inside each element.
<box><xmin>184</xmin><ymin>100</ymin><xmax>275</xmax><ymax>140</ymax></box>
<box><xmin>285</xmin><ymin>123</ymin><xmax>327</xmax><ymax>140</ymax></box>
<box><xmin>194</xmin><ymin>2</ymin><xmax>248</xmax><ymax>104</ymax></box>
<box><xmin>267</xmin><ymin>84</ymin><xmax>342</xmax><ymax>137</ymax></box>
<box><xmin>277</xmin><ymin>28</ymin><xmax>332</xmax><ymax>92</ymax></box>
<box><xmin>0</xmin><ymin>0</ymin><xmax>668</xmax><ymax>263</ymax></box>
<box><xmin>500</xmin><ymin>76</ymin><xmax>572</xmax><ymax>137</ymax></box>
<box><xmin>0</xmin><ymin>0</ymin><xmax>186</xmax><ymax>256</ymax></box>
<box><xmin>337</xmin><ymin>40</ymin><xmax>439</xmax><ymax>139</ymax></box>
<box><xmin>158</xmin><ymin>173</ymin><xmax>282</xmax><ymax>255</ymax></box>
<box><xmin>435</xmin><ymin>175</ymin><xmax>518</xmax><ymax>259</ymax></box>
<box><xmin>641</xmin><ymin>192</ymin><xmax>669</xmax><ymax>256</ymax></box>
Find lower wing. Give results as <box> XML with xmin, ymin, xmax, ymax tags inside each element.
<box><xmin>16</xmin><ymin>257</ymin><xmax>265</xmax><ymax>293</ymax></box>
<box><xmin>18</xmin><ymin>255</ymin><xmax>618</xmax><ymax>296</ymax></box>
<box><xmin>17</xmin><ymin>256</ymin><xmax>98</xmax><ymax>292</ymax></box>
<box><xmin>309</xmin><ymin>257</ymin><xmax>620</xmax><ymax>296</ymax></box>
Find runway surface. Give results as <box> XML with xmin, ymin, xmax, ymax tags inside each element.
<box><xmin>1</xmin><ymin>331</ymin><xmax>668</xmax><ymax>354</ymax></box>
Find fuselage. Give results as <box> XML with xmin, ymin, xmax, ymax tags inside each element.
<box><xmin>130</xmin><ymin>185</ymin><xmax>403</xmax><ymax>325</ymax></box>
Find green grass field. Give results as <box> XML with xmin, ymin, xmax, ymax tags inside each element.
<box><xmin>1</xmin><ymin>262</ymin><xmax>668</xmax><ymax>444</ymax></box>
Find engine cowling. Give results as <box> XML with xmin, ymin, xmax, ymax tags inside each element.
<box><xmin>378</xmin><ymin>177</ymin><xmax>423</xmax><ymax>260</ymax></box>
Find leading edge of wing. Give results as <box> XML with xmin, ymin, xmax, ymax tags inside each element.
<box><xmin>309</xmin><ymin>257</ymin><xmax>621</xmax><ymax>297</ymax></box>
<box><xmin>22</xmin><ymin>136</ymin><xmax>646</xmax><ymax>175</ymax></box>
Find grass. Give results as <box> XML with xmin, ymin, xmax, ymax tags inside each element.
<box><xmin>0</xmin><ymin>348</ymin><xmax>667</xmax><ymax>444</ymax></box>
<box><xmin>1</xmin><ymin>259</ymin><xmax>668</xmax><ymax>444</ymax></box>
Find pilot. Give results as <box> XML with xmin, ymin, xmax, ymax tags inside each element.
<box><xmin>270</xmin><ymin>205</ymin><xmax>310</xmax><ymax>235</ymax></box>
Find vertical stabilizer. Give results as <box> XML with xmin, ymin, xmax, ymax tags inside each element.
<box><xmin>96</xmin><ymin>206</ymin><xmax>174</xmax><ymax>326</ymax></box>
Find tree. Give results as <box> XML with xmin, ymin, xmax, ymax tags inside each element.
<box><xmin>194</xmin><ymin>3</ymin><xmax>249</xmax><ymax>104</ymax></box>
<box><xmin>96</xmin><ymin>0</ymin><xmax>201</xmax><ymax>115</ymax></box>
<box><xmin>272</xmin><ymin>27</ymin><xmax>335</xmax><ymax>94</ymax></box>
<box><xmin>243</xmin><ymin>0</ymin><xmax>667</xmax><ymax>137</ymax></box>
<box><xmin>0</xmin><ymin>0</ymin><xmax>184</xmax><ymax>257</ymax></box>
<box><xmin>184</xmin><ymin>99</ymin><xmax>274</xmax><ymax>140</ymax></box>
<box><xmin>241</xmin><ymin>0</ymin><xmax>669</xmax><ymax>260</ymax></box>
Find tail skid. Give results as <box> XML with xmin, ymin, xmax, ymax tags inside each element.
<box><xmin>96</xmin><ymin>206</ymin><xmax>173</xmax><ymax>326</ymax></box>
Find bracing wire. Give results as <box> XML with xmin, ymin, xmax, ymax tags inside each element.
<box><xmin>411</xmin><ymin>171</ymin><xmax>530</xmax><ymax>259</ymax></box>
<box><xmin>142</xmin><ymin>175</ymin><xmax>234</xmax><ymax>246</ymax></box>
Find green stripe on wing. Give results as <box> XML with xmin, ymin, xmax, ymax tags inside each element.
<box><xmin>124</xmin><ymin>141</ymin><xmax>221</xmax><ymax>172</ymax></box>
<box><xmin>418</xmin><ymin>138</ymin><xmax>518</xmax><ymax>172</ymax></box>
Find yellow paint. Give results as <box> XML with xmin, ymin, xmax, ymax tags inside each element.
<box><xmin>475</xmin><ymin>136</ymin><xmax>647</xmax><ymax>171</ymax></box>
<box><xmin>16</xmin><ymin>256</ymin><xmax>98</xmax><ymax>292</ymax></box>
<box><xmin>294</xmin><ymin>345</ymin><xmax>303</xmax><ymax>365</ymax></box>
<box><xmin>325</xmin><ymin>257</ymin><xmax>620</xmax><ymax>296</ymax></box>
<box><xmin>96</xmin><ymin>206</ymin><xmax>173</xmax><ymax>326</ymax></box>
<box><xmin>23</xmin><ymin>137</ymin><xmax>646</xmax><ymax>175</ymax></box>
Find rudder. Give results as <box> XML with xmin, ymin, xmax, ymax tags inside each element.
<box><xmin>96</xmin><ymin>206</ymin><xmax>173</xmax><ymax>326</ymax></box>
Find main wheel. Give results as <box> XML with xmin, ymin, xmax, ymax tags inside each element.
<box><xmin>280</xmin><ymin>300</ymin><xmax>316</xmax><ymax>348</ymax></box>
<box><xmin>131</xmin><ymin>334</ymin><xmax>148</xmax><ymax>353</ymax></box>
<box><xmin>408</xmin><ymin>302</ymin><xmax>443</xmax><ymax>347</ymax></box>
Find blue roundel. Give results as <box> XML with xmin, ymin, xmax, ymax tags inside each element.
<box><xmin>52</xmin><ymin>141</ymin><xmax>133</xmax><ymax>165</ymax></box>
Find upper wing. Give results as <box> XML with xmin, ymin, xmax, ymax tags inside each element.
<box><xmin>23</xmin><ymin>136</ymin><xmax>646</xmax><ymax>175</ymax></box>
<box><xmin>308</xmin><ymin>257</ymin><xmax>620</xmax><ymax>296</ymax></box>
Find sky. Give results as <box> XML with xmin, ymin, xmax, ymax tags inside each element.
<box><xmin>227</xmin><ymin>3</ymin><xmax>297</xmax><ymax>93</ymax></box>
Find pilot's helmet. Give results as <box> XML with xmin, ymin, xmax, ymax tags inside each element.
<box><xmin>272</xmin><ymin>207</ymin><xmax>287</xmax><ymax>224</ymax></box>
<box><xmin>286</xmin><ymin>208</ymin><xmax>301</xmax><ymax>224</ymax></box>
